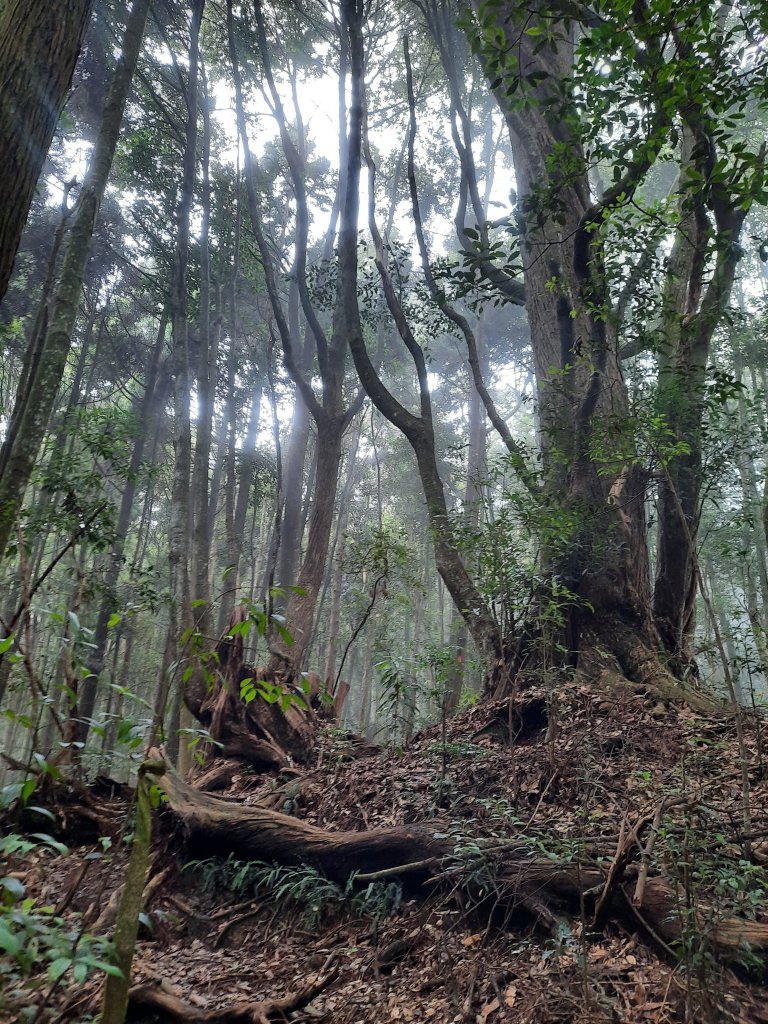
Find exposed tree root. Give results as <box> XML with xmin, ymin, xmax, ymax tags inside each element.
<box><xmin>492</xmin><ymin>615</ymin><xmax>719</xmax><ymax>715</ymax></box>
<box><xmin>128</xmin><ymin>968</ymin><xmax>338</xmax><ymax>1023</ymax></box>
<box><xmin>149</xmin><ymin>753</ymin><xmax>768</xmax><ymax>967</ymax></box>
<box><xmin>582</xmin><ymin>617</ymin><xmax>718</xmax><ymax>713</ymax></box>
<box><xmin>154</xmin><ymin>752</ymin><xmax>441</xmax><ymax>880</ymax></box>
<box><xmin>192</xmin><ymin>758</ymin><xmax>252</xmax><ymax>792</ymax></box>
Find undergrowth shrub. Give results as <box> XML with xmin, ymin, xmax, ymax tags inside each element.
<box><xmin>184</xmin><ymin>855</ymin><xmax>402</xmax><ymax>928</ymax></box>
<box><xmin>0</xmin><ymin>834</ymin><xmax>121</xmax><ymax>1021</ymax></box>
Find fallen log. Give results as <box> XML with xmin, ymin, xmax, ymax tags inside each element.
<box><xmin>155</xmin><ymin>756</ymin><xmax>442</xmax><ymax>880</ymax></box>
<box><xmin>128</xmin><ymin>968</ymin><xmax>338</xmax><ymax>1023</ymax></box>
<box><xmin>150</xmin><ymin>753</ymin><xmax>768</xmax><ymax>966</ymax></box>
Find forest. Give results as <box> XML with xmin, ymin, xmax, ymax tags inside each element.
<box><xmin>1</xmin><ymin>0</ymin><xmax>768</xmax><ymax>1021</ymax></box>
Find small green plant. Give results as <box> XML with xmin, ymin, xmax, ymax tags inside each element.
<box><xmin>541</xmin><ymin>920</ymin><xmax>585</xmax><ymax>969</ymax></box>
<box><xmin>0</xmin><ymin>836</ymin><xmax>121</xmax><ymax>1020</ymax></box>
<box><xmin>347</xmin><ymin>877</ymin><xmax>403</xmax><ymax>921</ymax></box>
<box><xmin>0</xmin><ymin>895</ymin><xmax>120</xmax><ymax>984</ymax></box>
<box><xmin>240</xmin><ymin>675</ymin><xmax>309</xmax><ymax>713</ymax></box>
<box><xmin>184</xmin><ymin>855</ymin><xmax>402</xmax><ymax>928</ymax></box>
<box><xmin>458</xmin><ymin>689</ymin><xmax>482</xmax><ymax>710</ymax></box>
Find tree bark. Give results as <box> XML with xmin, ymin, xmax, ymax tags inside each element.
<box><xmin>276</xmin><ymin>291</ymin><xmax>313</xmax><ymax>590</ymax></box>
<box><xmin>653</xmin><ymin>189</ymin><xmax>747</xmax><ymax>665</ymax></box>
<box><xmin>323</xmin><ymin>425</ymin><xmax>361</xmax><ymax>687</ymax></box>
<box><xmin>192</xmin><ymin>75</ymin><xmax>215</xmax><ymax>638</ymax></box>
<box><xmin>78</xmin><ymin>312</ymin><xmax>168</xmax><ymax>738</ymax></box>
<box><xmin>159</xmin><ymin>1</ymin><xmax>205</xmax><ymax>763</ymax></box>
<box><xmin>0</xmin><ymin>0</ymin><xmax>94</xmax><ymax>303</ymax></box>
<box><xmin>466</xmin><ymin>1</ymin><xmax>677</xmax><ymax>685</ymax></box>
<box><xmin>0</xmin><ymin>0</ymin><xmax>150</xmax><ymax>560</ymax></box>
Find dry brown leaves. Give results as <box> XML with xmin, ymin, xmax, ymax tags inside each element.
<box><xmin>7</xmin><ymin>676</ymin><xmax>768</xmax><ymax>1023</ymax></box>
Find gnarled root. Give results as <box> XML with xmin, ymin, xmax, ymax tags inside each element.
<box><xmin>149</xmin><ymin>751</ymin><xmax>768</xmax><ymax>967</ymax></box>
<box><xmin>128</xmin><ymin>968</ymin><xmax>338</xmax><ymax>1023</ymax></box>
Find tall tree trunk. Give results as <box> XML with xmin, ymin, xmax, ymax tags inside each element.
<box><xmin>276</xmin><ymin>291</ymin><xmax>313</xmax><ymax>590</ymax></box>
<box><xmin>653</xmin><ymin>131</ymin><xmax>747</xmax><ymax>667</ymax></box>
<box><xmin>323</xmin><ymin>424</ymin><xmax>361</xmax><ymax>686</ymax></box>
<box><xmin>218</xmin><ymin>376</ymin><xmax>263</xmax><ymax>634</ymax></box>
<box><xmin>278</xmin><ymin>416</ymin><xmax>344</xmax><ymax>672</ymax></box>
<box><xmin>78</xmin><ymin>313</ymin><xmax>168</xmax><ymax>737</ymax></box>
<box><xmin>464</xmin><ymin>1</ymin><xmax>686</xmax><ymax>688</ymax></box>
<box><xmin>0</xmin><ymin>0</ymin><xmax>151</xmax><ymax>559</ymax></box>
<box><xmin>340</xmin><ymin>4</ymin><xmax>502</xmax><ymax>676</ymax></box>
<box><xmin>192</xmin><ymin>73</ymin><xmax>214</xmax><ymax>637</ymax></box>
<box><xmin>446</xmin><ymin>334</ymin><xmax>486</xmax><ymax>712</ymax></box>
<box><xmin>0</xmin><ymin>0</ymin><xmax>95</xmax><ymax>303</ymax></box>
<box><xmin>228</xmin><ymin>0</ymin><xmax>363</xmax><ymax>680</ymax></box>
<box><xmin>160</xmin><ymin>2</ymin><xmax>204</xmax><ymax>765</ymax></box>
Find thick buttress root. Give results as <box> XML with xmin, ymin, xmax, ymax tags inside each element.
<box><xmin>149</xmin><ymin>752</ymin><xmax>768</xmax><ymax>966</ymax></box>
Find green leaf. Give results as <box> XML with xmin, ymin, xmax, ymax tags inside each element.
<box><xmin>0</xmin><ymin>634</ymin><xmax>13</xmax><ymax>655</ymax></box>
<box><xmin>1</xmin><ymin>876</ymin><xmax>26</xmax><ymax>899</ymax></box>
<box><xmin>107</xmin><ymin>613</ymin><xmax>121</xmax><ymax>629</ymax></box>
<box><xmin>48</xmin><ymin>957</ymin><xmax>72</xmax><ymax>981</ymax></box>
<box><xmin>0</xmin><ymin>922</ymin><xmax>21</xmax><ymax>956</ymax></box>
<box><xmin>29</xmin><ymin>833</ymin><xmax>68</xmax><ymax>855</ymax></box>
<box><xmin>273</xmin><ymin>622</ymin><xmax>293</xmax><ymax>647</ymax></box>
<box><xmin>90</xmin><ymin>959</ymin><xmax>124</xmax><ymax>977</ymax></box>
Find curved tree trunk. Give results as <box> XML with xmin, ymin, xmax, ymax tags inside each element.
<box><xmin>228</xmin><ymin>0</ymin><xmax>363</xmax><ymax>683</ymax></box>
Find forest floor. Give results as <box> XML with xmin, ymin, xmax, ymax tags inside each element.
<box><xmin>5</xmin><ymin>675</ymin><xmax>768</xmax><ymax>1023</ymax></box>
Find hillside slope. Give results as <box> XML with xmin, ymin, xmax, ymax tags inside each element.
<box><xmin>4</xmin><ymin>678</ymin><xmax>768</xmax><ymax>1023</ymax></box>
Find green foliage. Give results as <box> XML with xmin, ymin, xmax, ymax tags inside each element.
<box><xmin>184</xmin><ymin>855</ymin><xmax>402</xmax><ymax>928</ymax></box>
<box><xmin>0</xmin><ymin>837</ymin><xmax>120</xmax><ymax>1017</ymax></box>
<box><xmin>240</xmin><ymin>675</ymin><xmax>308</xmax><ymax>713</ymax></box>
<box><xmin>0</xmin><ymin>897</ymin><xmax>120</xmax><ymax>986</ymax></box>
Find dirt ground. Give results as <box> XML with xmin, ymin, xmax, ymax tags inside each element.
<box><xmin>4</xmin><ymin>676</ymin><xmax>768</xmax><ymax>1023</ymax></box>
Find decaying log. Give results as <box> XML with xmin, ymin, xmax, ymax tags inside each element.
<box><xmin>150</xmin><ymin>753</ymin><xmax>768</xmax><ymax>966</ymax></box>
<box><xmin>128</xmin><ymin>968</ymin><xmax>338</xmax><ymax>1023</ymax></box>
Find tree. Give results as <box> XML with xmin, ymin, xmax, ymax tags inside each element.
<box><xmin>0</xmin><ymin>0</ymin><xmax>151</xmax><ymax>563</ymax></box>
<box><xmin>452</xmin><ymin>0</ymin><xmax>766</xmax><ymax>688</ymax></box>
<box><xmin>227</xmin><ymin>0</ymin><xmax>365</xmax><ymax>678</ymax></box>
<box><xmin>0</xmin><ymin>0</ymin><xmax>95</xmax><ymax>303</ymax></box>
